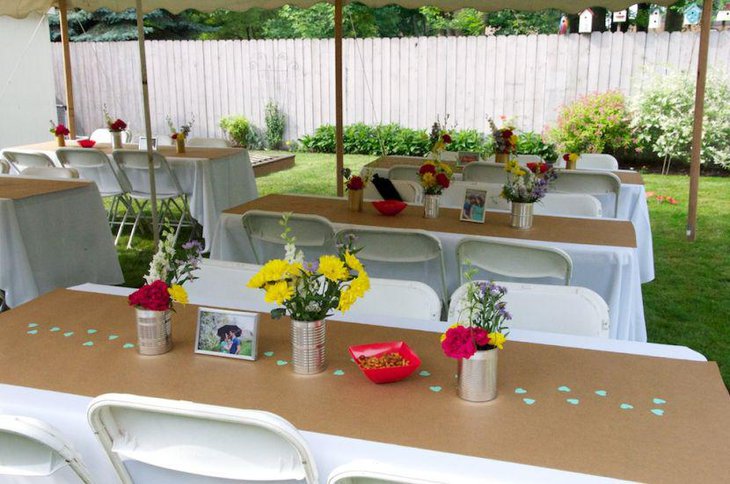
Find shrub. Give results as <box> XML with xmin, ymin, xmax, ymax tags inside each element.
<box><xmin>548</xmin><ymin>91</ymin><xmax>633</xmax><ymax>154</ymax></box>
<box><xmin>264</xmin><ymin>102</ymin><xmax>286</xmax><ymax>150</ymax></box>
<box><xmin>518</xmin><ymin>132</ymin><xmax>559</xmax><ymax>162</ymax></box>
<box><xmin>631</xmin><ymin>70</ymin><xmax>730</xmax><ymax>171</ymax></box>
<box><xmin>219</xmin><ymin>115</ymin><xmax>251</xmax><ymax>148</ymax></box>
<box><xmin>300</xmin><ymin>125</ymin><xmax>336</xmax><ymax>153</ymax></box>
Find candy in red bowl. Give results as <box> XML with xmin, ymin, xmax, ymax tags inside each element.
<box><xmin>349</xmin><ymin>341</ymin><xmax>421</xmax><ymax>384</ymax></box>
<box><xmin>77</xmin><ymin>139</ymin><xmax>96</xmax><ymax>148</ymax></box>
<box><xmin>372</xmin><ymin>200</ymin><xmax>407</xmax><ymax>216</ymax></box>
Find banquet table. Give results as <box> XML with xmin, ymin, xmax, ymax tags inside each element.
<box><xmin>211</xmin><ymin>194</ymin><xmax>647</xmax><ymax>341</ymax></box>
<box><xmin>5</xmin><ymin>141</ymin><xmax>259</xmax><ymax>250</ymax></box>
<box><xmin>0</xmin><ymin>176</ymin><xmax>123</xmax><ymax>307</ymax></box>
<box><xmin>363</xmin><ymin>156</ymin><xmax>654</xmax><ymax>283</ymax></box>
<box><xmin>0</xmin><ymin>289</ymin><xmax>726</xmax><ymax>483</ymax></box>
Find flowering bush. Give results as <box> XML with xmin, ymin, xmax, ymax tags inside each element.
<box><xmin>418</xmin><ymin>160</ymin><xmax>453</xmax><ymax>195</ymax></box>
<box><xmin>442</xmin><ymin>280</ymin><xmax>510</xmax><ymax>359</ymax></box>
<box><xmin>489</xmin><ymin>117</ymin><xmax>518</xmax><ymax>154</ymax></box>
<box><xmin>103</xmin><ymin>105</ymin><xmax>127</xmax><ymax>132</ymax></box>
<box><xmin>548</xmin><ymin>91</ymin><xmax>633</xmax><ymax>154</ymax></box>
<box><xmin>49</xmin><ymin>121</ymin><xmax>69</xmax><ymax>137</ymax></box>
<box><xmin>167</xmin><ymin>115</ymin><xmax>195</xmax><ymax>140</ymax></box>
<box><xmin>501</xmin><ymin>159</ymin><xmax>556</xmax><ymax>203</ymax></box>
<box><xmin>128</xmin><ymin>231</ymin><xmax>203</xmax><ymax>311</ymax></box>
<box><xmin>247</xmin><ymin>213</ymin><xmax>369</xmax><ymax>321</ymax></box>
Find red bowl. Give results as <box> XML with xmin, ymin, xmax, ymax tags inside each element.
<box><xmin>372</xmin><ymin>200</ymin><xmax>407</xmax><ymax>216</ymax></box>
<box><xmin>77</xmin><ymin>139</ymin><xmax>96</xmax><ymax>148</ymax></box>
<box><xmin>349</xmin><ymin>341</ymin><xmax>421</xmax><ymax>384</ymax></box>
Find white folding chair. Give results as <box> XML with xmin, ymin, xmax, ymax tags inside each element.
<box><xmin>87</xmin><ymin>393</ymin><xmax>318</xmax><ymax>484</ymax></box>
<box><xmin>555</xmin><ymin>153</ymin><xmax>619</xmax><ymax>171</ymax></box>
<box><xmin>155</xmin><ymin>135</ymin><xmax>175</xmax><ymax>146</ymax></box>
<box><xmin>21</xmin><ymin>166</ymin><xmax>79</xmax><ymax>179</ymax></box>
<box><xmin>0</xmin><ymin>158</ymin><xmax>9</xmax><ymax>174</ymax></box>
<box><xmin>0</xmin><ymin>415</ymin><xmax>93</xmax><ymax>483</ymax></box>
<box><xmin>363</xmin><ymin>180</ymin><xmax>423</xmax><ymax>204</ymax></box>
<box><xmin>242</xmin><ymin>209</ymin><xmax>337</xmax><ymax>264</ymax></box>
<box><xmin>1</xmin><ymin>150</ymin><xmax>56</xmax><ymax>172</ymax></box>
<box><xmin>534</xmin><ymin>193</ymin><xmax>603</xmax><ymax>218</ymax></box>
<box><xmin>424</xmin><ymin>150</ymin><xmax>458</xmax><ymax>162</ymax></box>
<box><xmin>183</xmin><ymin>259</ymin><xmax>275</xmax><ymax>312</ymax></box>
<box><xmin>57</xmin><ymin>147</ymin><xmax>136</xmax><ymax>245</ymax></box>
<box><xmin>186</xmin><ymin>137</ymin><xmax>231</xmax><ymax>148</ymax></box>
<box><xmin>89</xmin><ymin>128</ymin><xmax>132</xmax><ymax>144</ymax></box>
<box><xmin>461</xmin><ymin>162</ymin><xmax>507</xmax><ymax>184</ymax></box>
<box><xmin>550</xmin><ymin>170</ymin><xmax>621</xmax><ymax>218</ymax></box>
<box><xmin>448</xmin><ymin>281</ymin><xmax>610</xmax><ymax>338</ymax></box>
<box><xmin>336</xmin><ymin>227</ymin><xmax>448</xmax><ymax>303</ymax></box>
<box><xmin>112</xmin><ymin>149</ymin><xmax>193</xmax><ymax>248</ymax></box>
<box><xmin>439</xmin><ymin>180</ymin><xmax>509</xmax><ymax>211</ymax></box>
<box><xmin>328</xmin><ymin>460</ymin><xmax>453</xmax><ymax>484</ymax></box>
<box><xmin>456</xmin><ymin>238</ymin><xmax>573</xmax><ymax>286</ymax></box>
<box><xmin>387</xmin><ymin>164</ymin><xmax>420</xmax><ymax>183</ymax></box>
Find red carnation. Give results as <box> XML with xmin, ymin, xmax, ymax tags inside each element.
<box><xmin>54</xmin><ymin>124</ymin><xmax>70</xmax><ymax>136</ymax></box>
<box><xmin>563</xmin><ymin>153</ymin><xmax>570</xmax><ymax>161</ymax></box>
<box><xmin>527</xmin><ymin>162</ymin><xmax>538</xmax><ymax>173</ymax></box>
<box><xmin>436</xmin><ymin>172</ymin><xmax>450</xmax><ymax>189</ymax></box>
<box><xmin>502</xmin><ymin>129</ymin><xmax>513</xmax><ymax>139</ymax></box>
<box><xmin>171</xmin><ymin>133</ymin><xmax>178</xmax><ymax>140</ymax></box>
<box><xmin>442</xmin><ymin>134</ymin><xmax>452</xmax><ymax>144</ymax></box>
<box><xmin>347</xmin><ymin>176</ymin><xmax>364</xmax><ymax>190</ymax></box>
<box><xmin>128</xmin><ymin>280</ymin><xmax>171</xmax><ymax>311</ymax></box>
<box><xmin>473</xmin><ymin>327</ymin><xmax>491</xmax><ymax>347</ymax></box>
<box><xmin>111</xmin><ymin>119</ymin><xmax>127</xmax><ymax>131</ymax></box>
<box><xmin>419</xmin><ymin>164</ymin><xmax>436</xmax><ymax>175</ymax></box>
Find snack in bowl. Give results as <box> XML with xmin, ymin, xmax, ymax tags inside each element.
<box><xmin>349</xmin><ymin>341</ymin><xmax>421</xmax><ymax>384</ymax></box>
<box><xmin>77</xmin><ymin>139</ymin><xmax>96</xmax><ymax>148</ymax></box>
<box><xmin>372</xmin><ymin>200</ymin><xmax>407</xmax><ymax>216</ymax></box>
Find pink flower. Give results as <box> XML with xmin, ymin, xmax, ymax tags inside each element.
<box><xmin>442</xmin><ymin>326</ymin><xmax>476</xmax><ymax>359</ymax></box>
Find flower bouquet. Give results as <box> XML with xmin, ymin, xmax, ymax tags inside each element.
<box><xmin>502</xmin><ymin>159</ymin><xmax>557</xmax><ymax>229</ymax></box>
<box><xmin>128</xmin><ymin>231</ymin><xmax>203</xmax><ymax>355</ymax></box>
<box><xmin>442</xmin><ymin>277</ymin><xmax>510</xmax><ymax>402</ymax></box>
<box><xmin>418</xmin><ymin>160</ymin><xmax>453</xmax><ymax>218</ymax></box>
<box><xmin>428</xmin><ymin>116</ymin><xmax>453</xmax><ymax>161</ymax></box>
<box><xmin>103</xmin><ymin>105</ymin><xmax>127</xmax><ymax>148</ymax></box>
<box><xmin>489</xmin><ymin>117</ymin><xmax>518</xmax><ymax>163</ymax></box>
<box><xmin>342</xmin><ymin>168</ymin><xmax>370</xmax><ymax>212</ymax></box>
<box><xmin>247</xmin><ymin>214</ymin><xmax>369</xmax><ymax>373</ymax></box>
<box><xmin>50</xmin><ymin>121</ymin><xmax>70</xmax><ymax>147</ymax></box>
<box><xmin>563</xmin><ymin>152</ymin><xmax>579</xmax><ymax>170</ymax></box>
<box><xmin>167</xmin><ymin>115</ymin><xmax>195</xmax><ymax>153</ymax></box>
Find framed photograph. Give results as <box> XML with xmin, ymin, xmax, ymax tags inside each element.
<box><xmin>194</xmin><ymin>307</ymin><xmax>259</xmax><ymax>361</ymax></box>
<box><xmin>138</xmin><ymin>136</ymin><xmax>158</xmax><ymax>151</ymax></box>
<box><xmin>457</xmin><ymin>151</ymin><xmax>481</xmax><ymax>166</ymax></box>
<box><xmin>460</xmin><ymin>188</ymin><xmax>488</xmax><ymax>224</ymax></box>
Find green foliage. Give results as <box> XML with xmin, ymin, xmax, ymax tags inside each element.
<box><xmin>548</xmin><ymin>91</ymin><xmax>633</xmax><ymax>154</ymax></box>
<box><xmin>264</xmin><ymin>102</ymin><xmax>286</xmax><ymax>150</ymax></box>
<box><xmin>300</xmin><ymin>125</ymin><xmax>336</xmax><ymax>153</ymax></box>
<box><xmin>631</xmin><ymin>70</ymin><xmax>730</xmax><ymax>170</ymax></box>
<box><xmin>517</xmin><ymin>132</ymin><xmax>559</xmax><ymax>162</ymax></box>
<box><xmin>219</xmin><ymin>115</ymin><xmax>251</xmax><ymax>148</ymax></box>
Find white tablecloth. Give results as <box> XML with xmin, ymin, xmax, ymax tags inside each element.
<box><xmin>211</xmin><ymin>210</ymin><xmax>647</xmax><ymax>342</ymax></box>
<box><xmin>0</xmin><ymin>177</ymin><xmax>123</xmax><ymax>307</ymax></box>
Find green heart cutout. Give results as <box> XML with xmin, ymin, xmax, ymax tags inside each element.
<box><xmin>122</xmin><ymin>343</ymin><xmax>135</xmax><ymax>349</ymax></box>
<box><xmin>63</xmin><ymin>331</ymin><xmax>74</xmax><ymax>337</ymax></box>
<box><xmin>50</xmin><ymin>327</ymin><xmax>61</xmax><ymax>332</ymax></box>
<box><xmin>418</xmin><ymin>370</ymin><xmax>431</xmax><ymax>377</ymax></box>
<box><xmin>27</xmin><ymin>323</ymin><xmax>38</xmax><ymax>328</ymax></box>
<box><xmin>27</xmin><ymin>329</ymin><xmax>38</xmax><ymax>335</ymax></box>
<box><xmin>276</xmin><ymin>360</ymin><xmax>288</xmax><ymax>366</ymax></box>
<box><xmin>523</xmin><ymin>398</ymin><xmax>536</xmax><ymax>405</ymax></box>
<box><xmin>557</xmin><ymin>386</ymin><xmax>571</xmax><ymax>392</ymax></box>
<box><xmin>650</xmin><ymin>408</ymin><xmax>665</xmax><ymax>416</ymax></box>
<box><xmin>620</xmin><ymin>403</ymin><xmax>633</xmax><ymax>410</ymax></box>
<box><xmin>82</xmin><ymin>341</ymin><xmax>94</xmax><ymax>347</ymax></box>
<box><xmin>652</xmin><ymin>398</ymin><xmax>666</xmax><ymax>405</ymax></box>
<box><xmin>108</xmin><ymin>335</ymin><xmax>119</xmax><ymax>340</ymax></box>
<box><xmin>263</xmin><ymin>351</ymin><xmax>274</xmax><ymax>357</ymax></box>
<box><xmin>566</xmin><ymin>398</ymin><xmax>580</xmax><ymax>405</ymax></box>
<box><xmin>333</xmin><ymin>369</ymin><xmax>345</xmax><ymax>376</ymax></box>
<box><xmin>429</xmin><ymin>386</ymin><xmax>442</xmax><ymax>392</ymax></box>
<box><xmin>595</xmin><ymin>390</ymin><xmax>607</xmax><ymax>397</ymax></box>
<box><xmin>514</xmin><ymin>387</ymin><xmax>527</xmax><ymax>394</ymax></box>
<box><xmin>87</xmin><ymin>329</ymin><xmax>97</xmax><ymax>334</ymax></box>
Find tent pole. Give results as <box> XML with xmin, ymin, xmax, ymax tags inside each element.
<box><xmin>686</xmin><ymin>0</ymin><xmax>713</xmax><ymax>241</ymax></box>
<box><xmin>135</xmin><ymin>0</ymin><xmax>159</xmax><ymax>248</ymax></box>
<box><xmin>58</xmin><ymin>0</ymin><xmax>76</xmax><ymax>138</ymax></box>
<box><xmin>335</xmin><ymin>0</ymin><xmax>344</xmax><ymax>197</ymax></box>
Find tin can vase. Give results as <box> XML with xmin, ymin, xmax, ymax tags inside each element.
<box><xmin>176</xmin><ymin>135</ymin><xmax>186</xmax><ymax>154</ymax></box>
<box><xmin>457</xmin><ymin>348</ymin><xmax>498</xmax><ymax>402</ymax></box>
<box><xmin>424</xmin><ymin>194</ymin><xmax>440</xmax><ymax>219</ymax></box>
<box><xmin>111</xmin><ymin>131</ymin><xmax>123</xmax><ymax>149</ymax></box>
<box><xmin>56</xmin><ymin>135</ymin><xmax>66</xmax><ymax>147</ymax></box>
<box><xmin>290</xmin><ymin>319</ymin><xmax>327</xmax><ymax>374</ymax></box>
<box><xmin>511</xmin><ymin>202</ymin><xmax>534</xmax><ymax>229</ymax></box>
<box><xmin>135</xmin><ymin>308</ymin><xmax>173</xmax><ymax>355</ymax></box>
<box><xmin>566</xmin><ymin>158</ymin><xmax>577</xmax><ymax>170</ymax></box>
<box><xmin>348</xmin><ymin>189</ymin><xmax>363</xmax><ymax>212</ymax></box>
<box><xmin>494</xmin><ymin>153</ymin><xmax>509</xmax><ymax>164</ymax></box>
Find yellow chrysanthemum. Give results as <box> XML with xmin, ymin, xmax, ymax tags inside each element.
<box><xmin>489</xmin><ymin>332</ymin><xmax>506</xmax><ymax>350</ymax></box>
<box><xmin>259</xmin><ymin>259</ymin><xmax>291</xmax><ymax>283</ymax></box>
<box><xmin>264</xmin><ymin>281</ymin><xmax>294</xmax><ymax>304</ymax></box>
<box><xmin>168</xmin><ymin>284</ymin><xmax>188</xmax><ymax>304</ymax></box>
<box><xmin>349</xmin><ymin>272</ymin><xmax>370</xmax><ymax>298</ymax></box>
<box><xmin>511</xmin><ymin>166</ymin><xmax>526</xmax><ymax>177</ymax></box>
<box><xmin>318</xmin><ymin>255</ymin><xmax>349</xmax><ymax>282</ymax></box>
<box><xmin>422</xmin><ymin>159</ymin><xmax>436</xmax><ymax>166</ymax></box>
<box><xmin>509</xmin><ymin>134</ymin><xmax>518</xmax><ymax>145</ymax></box>
<box><xmin>337</xmin><ymin>287</ymin><xmax>359</xmax><ymax>312</ymax></box>
<box><xmin>421</xmin><ymin>172</ymin><xmax>436</xmax><ymax>188</ymax></box>
<box><xmin>288</xmin><ymin>262</ymin><xmax>305</xmax><ymax>277</ymax></box>
<box><xmin>247</xmin><ymin>271</ymin><xmax>267</xmax><ymax>289</ymax></box>
<box><xmin>439</xmin><ymin>162</ymin><xmax>453</xmax><ymax>175</ymax></box>
<box><xmin>344</xmin><ymin>251</ymin><xmax>364</xmax><ymax>273</ymax></box>
<box><xmin>504</xmin><ymin>159</ymin><xmax>519</xmax><ymax>172</ymax></box>
<box><xmin>568</xmin><ymin>153</ymin><xmax>579</xmax><ymax>162</ymax></box>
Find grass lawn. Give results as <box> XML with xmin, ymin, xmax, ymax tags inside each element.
<box><xmin>117</xmin><ymin>152</ymin><xmax>730</xmax><ymax>386</ymax></box>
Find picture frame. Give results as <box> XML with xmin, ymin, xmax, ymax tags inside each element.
<box><xmin>460</xmin><ymin>188</ymin><xmax>488</xmax><ymax>224</ymax></box>
<box><xmin>457</xmin><ymin>151</ymin><xmax>481</xmax><ymax>166</ymax></box>
<box><xmin>138</xmin><ymin>136</ymin><xmax>158</xmax><ymax>151</ymax></box>
<box><xmin>194</xmin><ymin>307</ymin><xmax>259</xmax><ymax>361</ymax></box>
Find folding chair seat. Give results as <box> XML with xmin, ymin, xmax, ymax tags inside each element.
<box><xmin>363</xmin><ymin>180</ymin><xmax>423</xmax><ymax>204</ymax></box>
<box><xmin>21</xmin><ymin>166</ymin><xmax>79</xmax><ymax>179</ymax></box>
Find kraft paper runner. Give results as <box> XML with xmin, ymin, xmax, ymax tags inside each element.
<box><xmin>224</xmin><ymin>194</ymin><xmax>637</xmax><ymax>248</ymax></box>
<box><xmin>1</xmin><ymin>290</ymin><xmax>728</xmax><ymax>483</ymax></box>
<box><xmin>10</xmin><ymin>141</ymin><xmax>243</xmax><ymax>161</ymax></box>
<box><xmin>0</xmin><ymin>176</ymin><xmax>91</xmax><ymax>200</ymax></box>
<box><xmin>364</xmin><ymin>156</ymin><xmax>645</xmax><ymax>185</ymax></box>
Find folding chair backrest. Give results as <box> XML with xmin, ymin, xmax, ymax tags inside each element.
<box><xmin>0</xmin><ymin>415</ymin><xmax>92</xmax><ymax>483</ymax></box>
<box><xmin>440</xmin><ymin>180</ymin><xmax>509</xmax><ymax>211</ymax></box>
<box><xmin>424</xmin><ymin>151</ymin><xmax>458</xmax><ymax>162</ymax></box>
<box><xmin>335</xmin><ymin>277</ymin><xmax>442</xmax><ymax>322</ymax></box>
<box><xmin>457</xmin><ymin>238</ymin><xmax>572</xmax><ymax>285</ymax></box>
<box><xmin>2</xmin><ymin>151</ymin><xmax>55</xmax><ymax>171</ymax></box>
<box><xmin>87</xmin><ymin>393</ymin><xmax>318</xmax><ymax>484</ymax></box>
<box><xmin>387</xmin><ymin>164</ymin><xmax>420</xmax><ymax>183</ymax></box>
<box><xmin>534</xmin><ymin>193</ymin><xmax>603</xmax><ymax>218</ymax></box>
<box><xmin>328</xmin><ymin>460</ymin><xmax>453</xmax><ymax>484</ymax></box>
<box><xmin>186</xmin><ymin>137</ymin><xmax>231</xmax><ymax>148</ymax></box>
<box><xmin>183</xmin><ymin>259</ymin><xmax>275</xmax><ymax>313</ymax></box>
<box><xmin>242</xmin><ymin>210</ymin><xmax>337</xmax><ymax>264</ymax></box>
<box><xmin>90</xmin><ymin>128</ymin><xmax>132</xmax><ymax>144</ymax></box>
<box><xmin>550</xmin><ymin>170</ymin><xmax>621</xmax><ymax>217</ymax></box>
<box><xmin>448</xmin><ymin>281</ymin><xmax>610</xmax><ymax>338</ymax></box>
<box><xmin>363</xmin><ymin>180</ymin><xmax>423</xmax><ymax>204</ymax></box>
<box><xmin>483</xmin><ymin>154</ymin><xmax>543</xmax><ymax>164</ymax></box>
<box><xmin>112</xmin><ymin>149</ymin><xmax>182</xmax><ymax>196</ymax></box>
<box><xmin>155</xmin><ymin>135</ymin><xmax>175</xmax><ymax>146</ymax></box>
<box><xmin>575</xmin><ymin>153</ymin><xmax>619</xmax><ymax>171</ymax></box>
<box><xmin>336</xmin><ymin>227</ymin><xmax>447</xmax><ymax>302</ymax></box>
<box><xmin>57</xmin><ymin>147</ymin><xmax>127</xmax><ymax>196</ymax></box>
<box><xmin>462</xmin><ymin>162</ymin><xmax>508</xmax><ymax>184</ymax></box>
<box><xmin>21</xmin><ymin>166</ymin><xmax>79</xmax><ymax>179</ymax></box>
<box><xmin>0</xmin><ymin>159</ymin><xmax>9</xmax><ymax>174</ymax></box>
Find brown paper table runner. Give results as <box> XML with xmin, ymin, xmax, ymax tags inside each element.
<box><xmin>10</xmin><ymin>141</ymin><xmax>243</xmax><ymax>161</ymax></box>
<box><xmin>0</xmin><ymin>176</ymin><xmax>91</xmax><ymax>200</ymax></box>
<box><xmin>0</xmin><ymin>289</ymin><xmax>727</xmax><ymax>482</ymax></box>
<box><xmin>364</xmin><ymin>156</ymin><xmax>645</xmax><ymax>185</ymax></box>
<box><xmin>224</xmin><ymin>194</ymin><xmax>637</xmax><ymax>248</ymax></box>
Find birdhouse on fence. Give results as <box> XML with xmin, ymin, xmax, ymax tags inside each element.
<box><xmin>613</xmin><ymin>10</ymin><xmax>627</xmax><ymax>23</ymax></box>
<box><xmin>717</xmin><ymin>4</ymin><xmax>730</xmax><ymax>22</ymax></box>
<box><xmin>649</xmin><ymin>8</ymin><xmax>665</xmax><ymax>31</ymax></box>
<box><xmin>684</xmin><ymin>4</ymin><xmax>702</xmax><ymax>25</ymax></box>
<box><xmin>579</xmin><ymin>9</ymin><xmax>594</xmax><ymax>33</ymax></box>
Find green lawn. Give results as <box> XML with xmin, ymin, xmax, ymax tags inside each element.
<box><xmin>117</xmin><ymin>153</ymin><xmax>730</xmax><ymax>385</ymax></box>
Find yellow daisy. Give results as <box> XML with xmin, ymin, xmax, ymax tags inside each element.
<box><xmin>318</xmin><ymin>255</ymin><xmax>349</xmax><ymax>281</ymax></box>
<box><xmin>168</xmin><ymin>284</ymin><xmax>188</xmax><ymax>304</ymax></box>
<box><xmin>264</xmin><ymin>281</ymin><xmax>294</xmax><ymax>304</ymax></box>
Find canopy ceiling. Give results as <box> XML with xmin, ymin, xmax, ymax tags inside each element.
<box><xmin>3</xmin><ymin>0</ymin><xmax>676</xmax><ymax>19</ymax></box>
